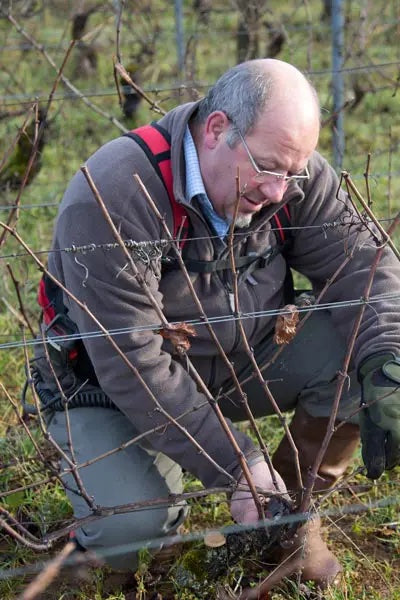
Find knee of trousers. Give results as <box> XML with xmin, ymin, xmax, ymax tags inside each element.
<box><xmin>75</xmin><ymin>502</ymin><xmax>188</xmax><ymax>571</ymax></box>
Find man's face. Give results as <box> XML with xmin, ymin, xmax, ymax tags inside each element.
<box><xmin>199</xmin><ymin>105</ymin><xmax>319</xmax><ymax>227</ymax></box>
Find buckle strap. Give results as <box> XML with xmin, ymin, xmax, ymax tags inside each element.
<box><xmin>162</xmin><ymin>246</ymin><xmax>278</xmax><ymax>273</ymax></box>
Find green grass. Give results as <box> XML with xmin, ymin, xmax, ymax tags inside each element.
<box><xmin>0</xmin><ymin>1</ymin><xmax>399</xmax><ymax>598</ymax></box>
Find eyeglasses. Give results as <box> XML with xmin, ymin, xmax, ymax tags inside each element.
<box><xmin>236</xmin><ymin>128</ymin><xmax>310</xmax><ymax>184</ymax></box>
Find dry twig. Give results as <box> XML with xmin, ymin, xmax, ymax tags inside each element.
<box><xmin>4</xmin><ymin>11</ymin><xmax>126</xmax><ymax>132</ymax></box>
<box><xmin>133</xmin><ymin>172</ymin><xmax>265</xmax><ymax>517</ymax></box>
<box><xmin>5</xmin><ymin>263</ymin><xmax>35</xmax><ymax>337</ymax></box>
<box><xmin>17</xmin><ymin>541</ymin><xmax>75</xmax><ymax>600</ymax></box>
<box><xmin>299</xmin><ymin>204</ymin><xmax>400</xmax><ymax>515</ymax></box>
<box><xmin>0</xmin><ymin>220</ymin><xmax>234</xmax><ymax>487</ymax></box>
<box><xmin>0</xmin><ymin>40</ymin><xmax>76</xmax><ymax>248</ymax></box>
<box><xmin>114</xmin><ymin>61</ymin><xmax>166</xmax><ymax>116</ymax></box>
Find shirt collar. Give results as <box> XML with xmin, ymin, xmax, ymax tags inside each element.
<box><xmin>183</xmin><ymin>126</ymin><xmax>207</xmax><ymax>200</ymax></box>
<box><xmin>183</xmin><ymin>126</ymin><xmax>230</xmax><ymax>238</ymax></box>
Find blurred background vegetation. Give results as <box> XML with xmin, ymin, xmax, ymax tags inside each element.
<box><xmin>0</xmin><ymin>1</ymin><xmax>399</xmax><ymax>598</ymax></box>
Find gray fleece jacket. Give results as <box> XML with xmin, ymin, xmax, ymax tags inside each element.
<box><xmin>48</xmin><ymin>102</ymin><xmax>400</xmax><ymax>488</ymax></box>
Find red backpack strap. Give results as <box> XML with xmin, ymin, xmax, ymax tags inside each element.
<box><xmin>124</xmin><ymin>123</ymin><xmax>189</xmax><ymax>247</ymax></box>
<box><xmin>38</xmin><ymin>275</ymin><xmax>56</xmax><ymax>325</ymax></box>
<box><xmin>271</xmin><ymin>203</ymin><xmax>291</xmax><ymax>244</ymax></box>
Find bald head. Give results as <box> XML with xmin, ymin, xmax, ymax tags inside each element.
<box><xmin>194</xmin><ymin>58</ymin><xmax>320</xmax><ymax>148</ymax></box>
<box><xmin>253</xmin><ymin>59</ymin><xmax>318</xmax><ymax>104</ymax></box>
<box><xmin>252</xmin><ymin>58</ymin><xmax>320</xmax><ymax>127</ymax></box>
<box><xmin>250</xmin><ymin>60</ymin><xmax>321</xmax><ymax>155</ymax></box>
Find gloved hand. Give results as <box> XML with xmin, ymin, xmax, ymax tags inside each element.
<box><xmin>358</xmin><ymin>352</ymin><xmax>400</xmax><ymax>479</ymax></box>
<box><xmin>230</xmin><ymin>460</ymin><xmax>288</xmax><ymax>523</ymax></box>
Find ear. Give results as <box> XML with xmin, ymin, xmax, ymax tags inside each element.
<box><xmin>204</xmin><ymin>111</ymin><xmax>230</xmax><ymax>149</ymax></box>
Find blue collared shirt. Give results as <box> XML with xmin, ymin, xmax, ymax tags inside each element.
<box><xmin>183</xmin><ymin>126</ymin><xmax>230</xmax><ymax>239</ymax></box>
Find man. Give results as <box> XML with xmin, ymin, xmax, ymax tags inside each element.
<box><xmin>34</xmin><ymin>59</ymin><xmax>400</xmax><ymax>585</ymax></box>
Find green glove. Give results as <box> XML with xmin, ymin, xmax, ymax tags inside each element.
<box><xmin>358</xmin><ymin>353</ymin><xmax>400</xmax><ymax>479</ymax></box>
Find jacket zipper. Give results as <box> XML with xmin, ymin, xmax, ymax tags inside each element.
<box><xmin>181</xmin><ymin>204</ymin><xmax>240</xmax><ymax>352</ymax></box>
<box><xmin>219</xmin><ymin>246</ymin><xmax>242</xmax><ymax>354</ymax></box>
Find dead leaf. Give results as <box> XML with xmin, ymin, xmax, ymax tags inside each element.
<box><xmin>157</xmin><ymin>322</ymin><xmax>197</xmax><ymax>353</ymax></box>
<box><xmin>273</xmin><ymin>304</ymin><xmax>299</xmax><ymax>345</ymax></box>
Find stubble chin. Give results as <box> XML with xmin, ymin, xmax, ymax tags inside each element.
<box><xmin>228</xmin><ymin>213</ymin><xmax>254</xmax><ymax>229</ymax></box>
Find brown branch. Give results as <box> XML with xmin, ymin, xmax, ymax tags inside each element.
<box><xmin>115</xmin><ymin>0</ymin><xmax>125</xmax><ymax>64</ymax></box>
<box><xmin>31</xmin><ymin>377</ymin><xmax>98</xmax><ymax>511</ymax></box>
<box><xmin>0</xmin><ymin>505</ymin><xmax>41</xmax><ymax>543</ymax></box>
<box><xmin>335</xmin><ymin>385</ymin><xmax>398</xmax><ymax>431</ymax></box>
<box><xmin>45</xmin><ymin>485</ymin><xmax>235</xmax><ymax>543</ymax></box>
<box><xmin>19</xmin><ymin>323</ymin><xmax>98</xmax><ymax>510</ymax></box>
<box><xmin>230</xmin><ymin>183</ymin><xmax>383</xmax><ymax>599</ymax></box>
<box><xmin>0</xmin><ymin>40</ymin><xmax>76</xmax><ymax>248</ymax></box>
<box><xmin>5</xmin><ymin>263</ymin><xmax>35</xmax><ymax>336</ymax></box>
<box><xmin>0</xmin><ymin>476</ymin><xmax>58</xmax><ymax>500</ymax></box>
<box><xmin>80</xmin><ymin>165</ymin><xmax>170</xmax><ymax>328</ymax></box>
<box><xmin>344</xmin><ymin>171</ymin><xmax>400</xmax><ymax>261</ymax></box>
<box><xmin>114</xmin><ymin>61</ymin><xmax>166</xmax><ymax>115</ymax></box>
<box><xmin>17</xmin><ymin>541</ymin><xmax>75</xmax><ymax>600</ymax></box>
<box><xmin>224</xmin><ymin>218</ymin><xmax>361</xmax><ymax>497</ymax></box>
<box><xmin>113</xmin><ymin>60</ymin><xmax>123</xmax><ymax>109</ymax></box>
<box><xmin>4</xmin><ymin>11</ymin><xmax>127</xmax><ymax>133</ymax></box>
<box><xmin>299</xmin><ymin>205</ymin><xmax>400</xmax><ymax>515</ymax></box>
<box><xmin>285</xmin><ymin>195</ymin><xmax>400</xmax><ymax>540</ymax></box>
<box><xmin>0</xmin><ymin>399</ymin><xmax>210</xmax><ymax>501</ymax></box>
<box><xmin>74</xmin><ymin>399</ymin><xmax>208</xmax><ymax>472</ymax></box>
<box><xmin>237</xmin><ymin>545</ymin><xmax>305</xmax><ymax>599</ymax></box>
<box><xmin>0</xmin><ymin>221</ymin><xmax>233</xmax><ymax>485</ymax></box>
<box><xmin>82</xmin><ymin>165</ymin><xmax>269</xmax><ymax>526</ymax></box>
<box><xmin>37</xmin><ymin>325</ymin><xmax>97</xmax><ymax>511</ymax></box>
<box><xmin>227</xmin><ymin>224</ymin><xmax>362</xmax><ymax>397</ymax></box>
<box><xmin>228</xmin><ymin>172</ymin><xmax>302</xmax><ymax>494</ymax></box>
<box><xmin>247</xmin><ymin>232</ymin><xmax>362</xmax><ymax>495</ymax></box>
<box><xmin>341</xmin><ymin>173</ymin><xmax>381</xmax><ymax>244</ymax></box>
<box><xmin>364</xmin><ymin>153</ymin><xmax>372</xmax><ymax>208</ymax></box>
<box><xmin>46</xmin><ymin>474</ymin><xmax>300</xmax><ymax>546</ymax></box>
<box><xmin>387</xmin><ymin>128</ymin><xmax>393</xmax><ymax>218</ymax></box>
<box><xmin>0</xmin><ymin>517</ymin><xmax>50</xmax><ymax>551</ymax></box>
<box><xmin>227</xmin><ymin>172</ymin><xmax>282</xmax><ymax>509</ymax></box>
<box><xmin>80</xmin><ymin>166</ymin><xmax>248</xmax><ymax>487</ymax></box>
<box><xmin>216</xmin><ymin>194</ymin><xmax>364</xmax><ymax>508</ymax></box>
<box><xmin>133</xmin><ymin>173</ymin><xmax>265</xmax><ymax>518</ymax></box>
<box><xmin>1</xmin><ymin>382</ymin><xmax>46</xmax><ymax>464</ymax></box>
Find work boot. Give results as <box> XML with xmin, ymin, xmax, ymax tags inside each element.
<box><xmin>273</xmin><ymin>404</ymin><xmax>360</xmax><ymax>496</ymax></box>
<box><xmin>272</xmin><ymin>404</ymin><xmax>360</xmax><ymax>587</ymax></box>
<box><xmin>278</xmin><ymin>515</ymin><xmax>342</xmax><ymax>588</ymax></box>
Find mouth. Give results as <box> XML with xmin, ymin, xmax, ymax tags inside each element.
<box><xmin>240</xmin><ymin>194</ymin><xmax>264</xmax><ymax>213</ymax></box>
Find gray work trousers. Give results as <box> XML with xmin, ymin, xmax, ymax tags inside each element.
<box><xmin>47</xmin><ymin>310</ymin><xmax>361</xmax><ymax>571</ymax></box>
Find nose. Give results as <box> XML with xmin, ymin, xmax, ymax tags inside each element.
<box><xmin>258</xmin><ymin>178</ymin><xmax>288</xmax><ymax>203</ymax></box>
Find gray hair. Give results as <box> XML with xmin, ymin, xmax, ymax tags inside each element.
<box><xmin>194</xmin><ymin>61</ymin><xmax>272</xmax><ymax>148</ymax></box>
<box><xmin>194</xmin><ymin>60</ymin><xmax>320</xmax><ymax>147</ymax></box>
